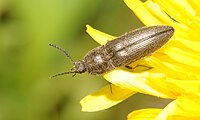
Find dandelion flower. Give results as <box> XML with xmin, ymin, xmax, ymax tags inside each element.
<box><xmin>81</xmin><ymin>0</ymin><xmax>200</xmax><ymax>119</ymax></box>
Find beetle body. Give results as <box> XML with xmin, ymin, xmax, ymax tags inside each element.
<box><xmin>76</xmin><ymin>25</ymin><xmax>174</xmax><ymax>75</ymax></box>
<box><xmin>50</xmin><ymin>25</ymin><xmax>174</xmax><ymax>77</ymax></box>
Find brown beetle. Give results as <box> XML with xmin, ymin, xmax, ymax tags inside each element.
<box><xmin>49</xmin><ymin>25</ymin><xmax>174</xmax><ymax>78</ymax></box>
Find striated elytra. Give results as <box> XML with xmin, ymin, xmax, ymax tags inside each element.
<box><xmin>49</xmin><ymin>25</ymin><xmax>175</xmax><ymax>77</ymax></box>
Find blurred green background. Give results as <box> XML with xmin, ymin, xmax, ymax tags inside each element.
<box><xmin>0</xmin><ymin>0</ymin><xmax>171</xmax><ymax>120</ymax></box>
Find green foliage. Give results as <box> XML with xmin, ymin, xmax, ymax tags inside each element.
<box><xmin>0</xmin><ymin>0</ymin><xmax>145</xmax><ymax>120</ymax></box>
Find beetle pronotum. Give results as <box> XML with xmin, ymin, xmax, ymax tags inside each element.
<box><xmin>49</xmin><ymin>25</ymin><xmax>174</xmax><ymax>78</ymax></box>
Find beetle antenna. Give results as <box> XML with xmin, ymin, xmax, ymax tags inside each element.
<box><xmin>49</xmin><ymin>43</ymin><xmax>74</xmax><ymax>63</ymax></box>
<box><xmin>50</xmin><ymin>71</ymin><xmax>75</xmax><ymax>78</ymax></box>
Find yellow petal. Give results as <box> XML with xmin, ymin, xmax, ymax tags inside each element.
<box><xmin>146</xmin><ymin>72</ymin><xmax>177</xmax><ymax>98</ymax></box>
<box><xmin>154</xmin><ymin>0</ymin><xmax>200</xmax><ymax>42</ymax></box>
<box><xmin>149</xmin><ymin>75</ymin><xmax>200</xmax><ymax>97</ymax></box>
<box><xmin>86</xmin><ymin>25</ymin><xmax>116</xmax><ymax>45</ymax></box>
<box><xmin>144</xmin><ymin>0</ymin><xmax>177</xmax><ymax>25</ymax></box>
<box><xmin>124</xmin><ymin>0</ymin><xmax>200</xmax><ymax>43</ymax></box>
<box><xmin>155</xmin><ymin>0</ymin><xmax>200</xmax><ymax>31</ymax></box>
<box><xmin>124</xmin><ymin>0</ymin><xmax>162</xmax><ymax>25</ymax></box>
<box><xmin>176</xmin><ymin>95</ymin><xmax>200</xmax><ymax>115</ymax></box>
<box><xmin>156</xmin><ymin>96</ymin><xmax>200</xmax><ymax>120</ymax></box>
<box><xmin>145</xmin><ymin>56</ymin><xmax>200</xmax><ymax>79</ymax></box>
<box><xmin>164</xmin><ymin>46</ymin><xmax>200</xmax><ymax>68</ymax></box>
<box><xmin>128</xmin><ymin>108</ymin><xmax>162</xmax><ymax>120</ymax></box>
<box><xmin>175</xmin><ymin>38</ymin><xmax>200</xmax><ymax>53</ymax></box>
<box><xmin>166</xmin><ymin>79</ymin><xmax>200</xmax><ymax>97</ymax></box>
<box><xmin>167</xmin><ymin>116</ymin><xmax>200</xmax><ymax>120</ymax></box>
<box><xmin>103</xmin><ymin>69</ymin><xmax>173</xmax><ymax>98</ymax></box>
<box><xmin>155</xmin><ymin>100</ymin><xmax>178</xmax><ymax>120</ymax></box>
<box><xmin>80</xmin><ymin>84</ymin><xmax>136</xmax><ymax>112</ymax></box>
<box><xmin>192</xmin><ymin>0</ymin><xmax>200</xmax><ymax>11</ymax></box>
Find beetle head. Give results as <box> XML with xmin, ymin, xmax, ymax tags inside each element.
<box><xmin>71</xmin><ymin>60</ymin><xmax>86</xmax><ymax>74</ymax></box>
<box><xmin>49</xmin><ymin>43</ymin><xmax>86</xmax><ymax>78</ymax></box>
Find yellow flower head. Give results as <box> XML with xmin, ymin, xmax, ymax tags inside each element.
<box><xmin>81</xmin><ymin>0</ymin><xmax>200</xmax><ymax>119</ymax></box>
